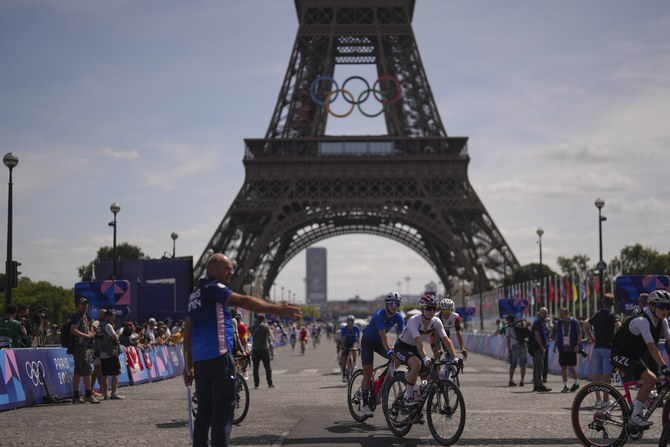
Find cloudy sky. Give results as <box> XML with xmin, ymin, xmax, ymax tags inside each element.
<box><xmin>1</xmin><ymin>1</ymin><xmax>669</xmax><ymax>303</ymax></box>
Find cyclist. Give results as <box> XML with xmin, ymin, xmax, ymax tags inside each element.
<box><xmin>394</xmin><ymin>293</ymin><xmax>459</xmax><ymax>408</ymax></box>
<box><xmin>339</xmin><ymin>315</ymin><xmax>361</xmax><ymax>382</ymax></box>
<box><xmin>610</xmin><ymin>289</ymin><xmax>670</xmax><ymax>427</ymax></box>
<box><xmin>359</xmin><ymin>292</ymin><xmax>405</xmax><ymax>417</ymax></box>
<box><xmin>299</xmin><ymin>324</ymin><xmax>308</xmax><ymax>354</ymax></box>
<box><xmin>289</xmin><ymin>324</ymin><xmax>297</xmax><ymax>350</ymax></box>
<box><xmin>433</xmin><ymin>297</ymin><xmax>468</xmax><ymax>360</ymax></box>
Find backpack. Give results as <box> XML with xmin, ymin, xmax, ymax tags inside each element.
<box><xmin>513</xmin><ymin>321</ymin><xmax>530</xmax><ymax>346</ymax></box>
<box><xmin>60</xmin><ymin>321</ymin><xmax>72</xmax><ymax>350</ymax></box>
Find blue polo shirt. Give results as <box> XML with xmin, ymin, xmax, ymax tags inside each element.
<box><xmin>340</xmin><ymin>325</ymin><xmax>360</xmax><ymax>344</ymax></box>
<box><xmin>187</xmin><ymin>277</ymin><xmax>236</xmax><ymax>362</ymax></box>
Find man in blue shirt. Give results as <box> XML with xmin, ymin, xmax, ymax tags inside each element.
<box><xmin>339</xmin><ymin>315</ymin><xmax>361</xmax><ymax>382</ymax></box>
<box><xmin>359</xmin><ymin>292</ymin><xmax>405</xmax><ymax>417</ymax></box>
<box><xmin>531</xmin><ymin>307</ymin><xmax>551</xmax><ymax>392</ymax></box>
<box><xmin>183</xmin><ymin>253</ymin><xmax>301</xmax><ymax>447</ymax></box>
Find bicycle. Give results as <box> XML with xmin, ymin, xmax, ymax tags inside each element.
<box><xmin>382</xmin><ymin>358</ymin><xmax>466</xmax><ymax>445</ymax></box>
<box><xmin>300</xmin><ymin>338</ymin><xmax>307</xmax><ymax>355</ymax></box>
<box><xmin>342</xmin><ymin>347</ymin><xmax>359</xmax><ymax>383</ymax></box>
<box><xmin>571</xmin><ymin>374</ymin><xmax>670</xmax><ymax>447</ymax></box>
<box><xmin>190</xmin><ymin>354</ymin><xmax>251</xmax><ymax>427</ymax></box>
<box><xmin>347</xmin><ymin>359</ymin><xmax>397</xmax><ymax>422</ymax></box>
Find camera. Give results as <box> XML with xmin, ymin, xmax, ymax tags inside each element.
<box><xmin>33</xmin><ymin>307</ymin><xmax>48</xmax><ymax>323</ymax></box>
<box><xmin>578</xmin><ymin>348</ymin><xmax>588</xmax><ymax>358</ymax></box>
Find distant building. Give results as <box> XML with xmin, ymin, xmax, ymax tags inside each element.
<box><xmin>306</xmin><ymin>247</ymin><xmax>327</xmax><ymax>309</ymax></box>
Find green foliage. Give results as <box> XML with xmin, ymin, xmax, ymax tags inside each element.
<box><xmin>0</xmin><ymin>275</ymin><xmax>75</xmax><ymax>325</ymax></box>
<box><xmin>77</xmin><ymin>242</ymin><xmax>147</xmax><ymax>281</ymax></box>
<box><xmin>508</xmin><ymin>263</ymin><xmax>556</xmax><ymax>284</ymax></box>
<box><xmin>556</xmin><ymin>254</ymin><xmax>591</xmax><ymax>275</ymax></box>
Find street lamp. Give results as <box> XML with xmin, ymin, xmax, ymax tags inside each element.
<box><xmin>109</xmin><ymin>202</ymin><xmax>121</xmax><ymax>279</ymax></box>
<box><xmin>476</xmin><ymin>257</ymin><xmax>486</xmax><ymax>331</ymax></box>
<box><xmin>595</xmin><ymin>198</ymin><xmax>607</xmax><ymax>299</ymax></box>
<box><xmin>537</xmin><ymin>228</ymin><xmax>544</xmax><ymax>304</ymax></box>
<box><xmin>171</xmin><ymin>232</ymin><xmax>178</xmax><ymax>258</ymax></box>
<box><xmin>4</xmin><ymin>152</ymin><xmax>18</xmax><ymax>308</ymax></box>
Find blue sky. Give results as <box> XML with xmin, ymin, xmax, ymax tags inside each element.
<box><xmin>1</xmin><ymin>1</ymin><xmax>669</xmax><ymax>302</ymax></box>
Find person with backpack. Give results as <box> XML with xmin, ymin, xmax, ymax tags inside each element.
<box><xmin>505</xmin><ymin>314</ymin><xmax>528</xmax><ymax>387</ymax></box>
<box><xmin>69</xmin><ymin>298</ymin><xmax>100</xmax><ymax>404</ymax></box>
<box><xmin>0</xmin><ymin>304</ymin><xmax>26</xmax><ymax>349</ymax></box>
<box><xmin>553</xmin><ymin>307</ymin><xmax>582</xmax><ymax>393</ymax></box>
<box><xmin>99</xmin><ymin>310</ymin><xmax>125</xmax><ymax>400</ymax></box>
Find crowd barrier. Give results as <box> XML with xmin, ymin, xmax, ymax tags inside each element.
<box><xmin>463</xmin><ymin>332</ymin><xmax>670</xmax><ymax>380</ymax></box>
<box><xmin>0</xmin><ymin>344</ymin><xmax>185</xmax><ymax>411</ymax></box>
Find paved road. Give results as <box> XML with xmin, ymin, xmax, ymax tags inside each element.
<box><xmin>2</xmin><ymin>336</ymin><xmax>663</xmax><ymax>446</ymax></box>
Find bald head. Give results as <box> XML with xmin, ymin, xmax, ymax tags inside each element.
<box><xmin>206</xmin><ymin>253</ymin><xmax>235</xmax><ymax>283</ymax></box>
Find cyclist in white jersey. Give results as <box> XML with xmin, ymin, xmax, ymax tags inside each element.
<box><xmin>432</xmin><ymin>298</ymin><xmax>467</xmax><ymax>360</ymax></box>
<box><xmin>394</xmin><ymin>294</ymin><xmax>459</xmax><ymax>407</ymax></box>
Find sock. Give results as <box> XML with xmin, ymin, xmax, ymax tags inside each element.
<box><xmin>563</xmin><ymin>381</ymin><xmax>567</xmax><ymax>387</ymax></box>
<box><xmin>85</xmin><ymin>390</ymin><xmax>92</xmax><ymax>398</ymax></box>
<box><xmin>406</xmin><ymin>384</ymin><xmax>415</xmax><ymax>400</ymax></box>
<box><xmin>362</xmin><ymin>389</ymin><xmax>369</xmax><ymax>407</ymax></box>
<box><xmin>633</xmin><ymin>399</ymin><xmax>644</xmax><ymax>416</ymax></box>
<box><xmin>74</xmin><ymin>391</ymin><xmax>80</xmax><ymax>399</ymax></box>
<box><xmin>574</xmin><ymin>380</ymin><xmax>579</xmax><ymax>386</ymax></box>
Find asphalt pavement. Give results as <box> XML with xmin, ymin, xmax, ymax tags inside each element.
<box><xmin>2</xmin><ymin>335</ymin><xmax>663</xmax><ymax>446</ymax></box>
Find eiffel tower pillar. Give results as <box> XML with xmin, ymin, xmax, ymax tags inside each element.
<box><xmin>195</xmin><ymin>0</ymin><xmax>519</xmax><ymax>299</ymax></box>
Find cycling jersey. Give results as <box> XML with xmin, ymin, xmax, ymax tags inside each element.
<box><xmin>340</xmin><ymin>325</ymin><xmax>360</xmax><ymax>345</ymax></box>
<box><xmin>362</xmin><ymin>309</ymin><xmax>405</xmax><ymax>341</ymax></box>
<box><xmin>439</xmin><ymin>311</ymin><xmax>462</xmax><ymax>336</ymax></box>
<box><xmin>612</xmin><ymin>307</ymin><xmax>670</xmax><ymax>358</ymax></box>
<box><xmin>399</xmin><ymin>314</ymin><xmax>447</xmax><ymax>346</ymax></box>
<box><xmin>299</xmin><ymin>328</ymin><xmax>308</xmax><ymax>341</ymax></box>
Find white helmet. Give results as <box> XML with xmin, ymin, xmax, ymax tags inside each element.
<box><xmin>439</xmin><ymin>298</ymin><xmax>455</xmax><ymax>310</ymax></box>
<box><xmin>648</xmin><ymin>289</ymin><xmax>670</xmax><ymax>305</ymax></box>
<box><xmin>346</xmin><ymin>315</ymin><xmax>355</xmax><ymax>323</ymax></box>
<box><xmin>384</xmin><ymin>292</ymin><xmax>402</xmax><ymax>305</ymax></box>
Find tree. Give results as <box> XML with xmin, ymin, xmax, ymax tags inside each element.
<box><xmin>556</xmin><ymin>254</ymin><xmax>591</xmax><ymax>275</ymax></box>
<box><xmin>77</xmin><ymin>242</ymin><xmax>147</xmax><ymax>281</ymax></box>
<box><xmin>614</xmin><ymin>244</ymin><xmax>670</xmax><ymax>276</ymax></box>
<box><xmin>508</xmin><ymin>263</ymin><xmax>556</xmax><ymax>284</ymax></box>
<box><xmin>0</xmin><ymin>276</ymin><xmax>74</xmax><ymax>325</ymax></box>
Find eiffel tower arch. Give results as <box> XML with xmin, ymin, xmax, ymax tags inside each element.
<box><xmin>195</xmin><ymin>0</ymin><xmax>519</xmax><ymax>298</ymax></box>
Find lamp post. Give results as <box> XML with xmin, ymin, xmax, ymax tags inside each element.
<box><xmin>476</xmin><ymin>257</ymin><xmax>486</xmax><ymax>331</ymax></box>
<box><xmin>537</xmin><ymin>228</ymin><xmax>544</xmax><ymax>304</ymax></box>
<box><xmin>4</xmin><ymin>152</ymin><xmax>18</xmax><ymax>308</ymax></box>
<box><xmin>595</xmin><ymin>198</ymin><xmax>607</xmax><ymax>299</ymax></box>
<box><xmin>171</xmin><ymin>232</ymin><xmax>178</xmax><ymax>258</ymax></box>
<box><xmin>109</xmin><ymin>202</ymin><xmax>120</xmax><ymax>279</ymax></box>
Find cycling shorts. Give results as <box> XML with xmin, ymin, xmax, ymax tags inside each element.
<box><xmin>361</xmin><ymin>337</ymin><xmax>387</xmax><ymax>366</ymax></box>
<box><xmin>610</xmin><ymin>352</ymin><xmax>657</xmax><ymax>381</ymax></box>
<box><xmin>393</xmin><ymin>339</ymin><xmax>430</xmax><ymax>376</ymax></box>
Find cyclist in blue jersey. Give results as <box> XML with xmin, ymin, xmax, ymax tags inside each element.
<box><xmin>359</xmin><ymin>292</ymin><xmax>405</xmax><ymax>417</ymax></box>
<box><xmin>183</xmin><ymin>253</ymin><xmax>301</xmax><ymax>447</ymax></box>
<box><xmin>339</xmin><ymin>315</ymin><xmax>361</xmax><ymax>382</ymax></box>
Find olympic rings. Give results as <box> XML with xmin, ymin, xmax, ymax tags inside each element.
<box><xmin>324</xmin><ymin>88</ymin><xmax>355</xmax><ymax>118</ymax></box>
<box><xmin>25</xmin><ymin>360</ymin><xmax>44</xmax><ymax>387</ymax></box>
<box><xmin>309</xmin><ymin>75</ymin><xmax>402</xmax><ymax>118</ymax></box>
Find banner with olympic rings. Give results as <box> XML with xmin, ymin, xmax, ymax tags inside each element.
<box><xmin>309</xmin><ymin>75</ymin><xmax>402</xmax><ymax>118</ymax></box>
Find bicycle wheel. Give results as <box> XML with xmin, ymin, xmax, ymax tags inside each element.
<box><xmin>427</xmin><ymin>380</ymin><xmax>466</xmax><ymax>445</ymax></box>
<box><xmin>233</xmin><ymin>373</ymin><xmax>250</xmax><ymax>425</ymax></box>
<box><xmin>347</xmin><ymin>369</ymin><xmax>368</xmax><ymax>422</ymax></box>
<box><xmin>381</xmin><ymin>372</ymin><xmax>412</xmax><ymax>437</ymax></box>
<box><xmin>571</xmin><ymin>382</ymin><xmax>628</xmax><ymax>447</ymax></box>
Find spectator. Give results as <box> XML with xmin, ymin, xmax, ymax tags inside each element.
<box><xmin>44</xmin><ymin>323</ymin><xmax>60</xmax><ymax>346</ymax></box>
<box><xmin>16</xmin><ymin>303</ymin><xmax>33</xmax><ymax>347</ymax></box>
<box><xmin>635</xmin><ymin>293</ymin><xmax>649</xmax><ymax>314</ymax></box>
<box><xmin>100</xmin><ymin>310</ymin><xmax>125</xmax><ymax>400</ymax></box>
<box><xmin>250</xmin><ymin>313</ymin><xmax>274</xmax><ymax>389</ymax></box>
<box><xmin>553</xmin><ymin>307</ymin><xmax>581</xmax><ymax>392</ymax></box>
<box><xmin>236</xmin><ymin>312</ymin><xmax>249</xmax><ymax>380</ymax></box>
<box><xmin>583</xmin><ymin>293</ymin><xmax>621</xmax><ymax>389</ymax></box>
<box><xmin>182</xmin><ymin>253</ymin><xmax>300</xmax><ymax>447</ymax></box>
<box><xmin>163</xmin><ymin>317</ymin><xmax>173</xmax><ymax>338</ymax></box>
<box><xmin>70</xmin><ymin>298</ymin><xmax>100</xmax><ymax>404</ymax></box>
<box><xmin>91</xmin><ymin>309</ymin><xmax>107</xmax><ymax>398</ymax></box>
<box><xmin>505</xmin><ymin>315</ymin><xmax>527</xmax><ymax>387</ymax></box>
<box><xmin>0</xmin><ymin>303</ymin><xmax>26</xmax><ymax>349</ymax></box>
<box><xmin>530</xmin><ymin>307</ymin><xmax>551</xmax><ymax>392</ymax></box>
<box><xmin>146</xmin><ymin>318</ymin><xmax>157</xmax><ymax>345</ymax></box>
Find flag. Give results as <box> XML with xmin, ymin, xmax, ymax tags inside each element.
<box><xmin>579</xmin><ymin>279</ymin><xmax>587</xmax><ymax>301</ymax></box>
<box><xmin>560</xmin><ymin>276</ymin><xmax>566</xmax><ymax>303</ymax></box>
<box><xmin>572</xmin><ymin>274</ymin><xmax>579</xmax><ymax>302</ymax></box>
<box><xmin>549</xmin><ymin>276</ymin><xmax>555</xmax><ymax>302</ymax></box>
<box><xmin>565</xmin><ymin>276</ymin><xmax>572</xmax><ymax>302</ymax></box>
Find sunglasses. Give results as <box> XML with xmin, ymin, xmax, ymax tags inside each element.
<box><xmin>423</xmin><ymin>307</ymin><xmax>437</xmax><ymax>312</ymax></box>
<box><xmin>387</xmin><ymin>302</ymin><xmax>400</xmax><ymax>308</ymax></box>
<box><xmin>656</xmin><ymin>303</ymin><xmax>670</xmax><ymax>310</ymax></box>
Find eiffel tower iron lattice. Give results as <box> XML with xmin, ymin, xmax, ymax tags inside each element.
<box><xmin>194</xmin><ymin>0</ymin><xmax>519</xmax><ymax>301</ymax></box>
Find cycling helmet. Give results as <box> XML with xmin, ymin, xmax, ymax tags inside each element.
<box><xmin>419</xmin><ymin>293</ymin><xmax>439</xmax><ymax>308</ymax></box>
<box><xmin>340</xmin><ymin>323</ymin><xmax>346</xmax><ymax>328</ymax></box>
<box><xmin>648</xmin><ymin>289</ymin><xmax>670</xmax><ymax>305</ymax></box>
<box><xmin>439</xmin><ymin>298</ymin><xmax>455</xmax><ymax>311</ymax></box>
<box><xmin>346</xmin><ymin>315</ymin><xmax>355</xmax><ymax>323</ymax></box>
<box><xmin>384</xmin><ymin>292</ymin><xmax>402</xmax><ymax>305</ymax></box>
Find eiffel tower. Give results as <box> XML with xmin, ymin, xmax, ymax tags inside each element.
<box><xmin>194</xmin><ymin>0</ymin><xmax>519</xmax><ymax>298</ymax></box>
